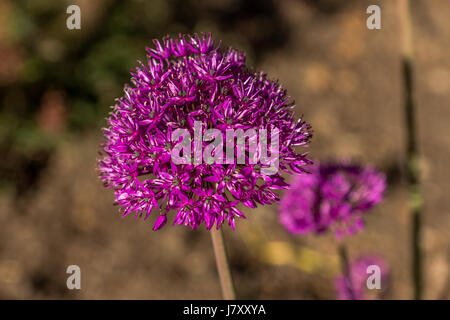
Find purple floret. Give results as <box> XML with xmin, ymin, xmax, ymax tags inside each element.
<box><xmin>279</xmin><ymin>161</ymin><xmax>386</xmax><ymax>238</ymax></box>
<box><xmin>98</xmin><ymin>33</ymin><xmax>312</xmax><ymax>231</ymax></box>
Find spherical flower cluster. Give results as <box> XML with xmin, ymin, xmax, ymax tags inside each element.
<box><xmin>98</xmin><ymin>34</ymin><xmax>312</xmax><ymax>231</ymax></box>
<box><xmin>335</xmin><ymin>255</ymin><xmax>389</xmax><ymax>300</ymax></box>
<box><xmin>279</xmin><ymin>161</ymin><xmax>386</xmax><ymax>238</ymax></box>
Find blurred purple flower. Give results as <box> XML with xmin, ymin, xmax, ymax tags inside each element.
<box><xmin>279</xmin><ymin>161</ymin><xmax>386</xmax><ymax>238</ymax></box>
<box><xmin>335</xmin><ymin>255</ymin><xmax>390</xmax><ymax>300</ymax></box>
<box><xmin>98</xmin><ymin>33</ymin><xmax>312</xmax><ymax>231</ymax></box>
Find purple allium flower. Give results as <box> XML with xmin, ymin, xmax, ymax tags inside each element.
<box><xmin>98</xmin><ymin>34</ymin><xmax>312</xmax><ymax>231</ymax></box>
<box><xmin>279</xmin><ymin>161</ymin><xmax>386</xmax><ymax>238</ymax></box>
<box><xmin>335</xmin><ymin>255</ymin><xmax>389</xmax><ymax>300</ymax></box>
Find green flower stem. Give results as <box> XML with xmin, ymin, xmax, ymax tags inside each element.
<box><xmin>338</xmin><ymin>242</ymin><xmax>356</xmax><ymax>300</ymax></box>
<box><xmin>210</xmin><ymin>228</ymin><xmax>236</xmax><ymax>300</ymax></box>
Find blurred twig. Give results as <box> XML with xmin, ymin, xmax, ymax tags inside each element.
<box><xmin>398</xmin><ymin>0</ymin><xmax>423</xmax><ymax>300</ymax></box>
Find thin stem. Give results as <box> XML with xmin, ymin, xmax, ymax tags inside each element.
<box><xmin>338</xmin><ymin>242</ymin><xmax>356</xmax><ymax>300</ymax></box>
<box><xmin>398</xmin><ymin>0</ymin><xmax>423</xmax><ymax>300</ymax></box>
<box><xmin>210</xmin><ymin>228</ymin><xmax>236</xmax><ymax>300</ymax></box>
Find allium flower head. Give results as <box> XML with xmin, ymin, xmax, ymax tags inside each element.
<box><xmin>335</xmin><ymin>255</ymin><xmax>389</xmax><ymax>300</ymax></box>
<box><xmin>98</xmin><ymin>33</ymin><xmax>312</xmax><ymax>231</ymax></box>
<box><xmin>279</xmin><ymin>161</ymin><xmax>386</xmax><ymax>238</ymax></box>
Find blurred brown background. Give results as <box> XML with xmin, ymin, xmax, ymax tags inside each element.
<box><xmin>0</xmin><ymin>0</ymin><xmax>448</xmax><ymax>299</ymax></box>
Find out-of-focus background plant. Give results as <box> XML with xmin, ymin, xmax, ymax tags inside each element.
<box><xmin>0</xmin><ymin>0</ymin><xmax>448</xmax><ymax>299</ymax></box>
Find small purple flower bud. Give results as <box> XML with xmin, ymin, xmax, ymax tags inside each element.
<box><xmin>153</xmin><ymin>215</ymin><xmax>167</xmax><ymax>231</ymax></box>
